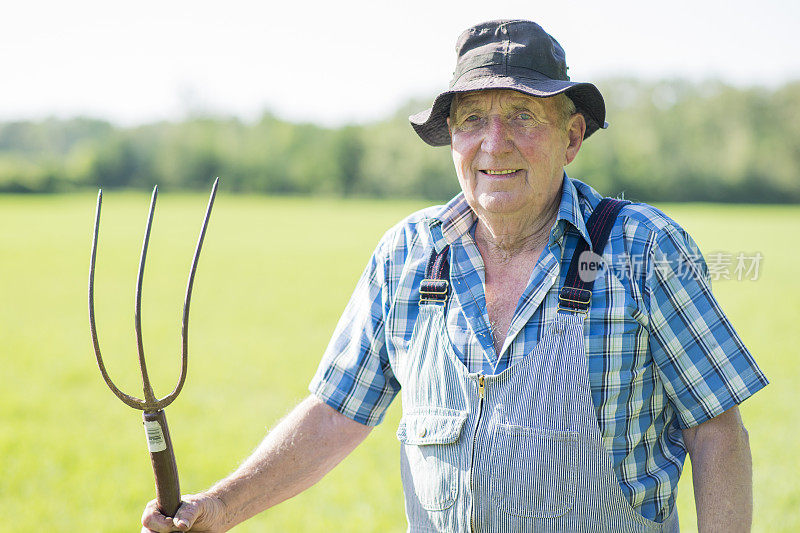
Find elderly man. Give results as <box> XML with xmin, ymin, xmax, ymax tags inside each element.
<box><xmin>143</xmin><ymin>20</ymin><xmax>767</xmax><ymax>532</ymax></box>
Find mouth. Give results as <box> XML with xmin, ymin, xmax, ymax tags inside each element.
<box><xmin>479</xmin><ymin>169</ymin><xmax>523</xmax><ymax>178</ymax></box>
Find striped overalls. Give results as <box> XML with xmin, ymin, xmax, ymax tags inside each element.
<box><xmin>394</xmin><ymin>199</ymin><xmax>679</xmax><ymax>532</ymax></box>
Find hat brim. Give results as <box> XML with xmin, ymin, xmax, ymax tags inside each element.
<box><xmin>409</xmin><ymin>76</ymin><xmax>607</xmax><ymax>147</ymax></box>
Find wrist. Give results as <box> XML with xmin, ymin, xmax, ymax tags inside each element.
<box><xmin>200</xmin><ymin>489</ymin><xmax>231</xmax><ymax>531</ymax></box>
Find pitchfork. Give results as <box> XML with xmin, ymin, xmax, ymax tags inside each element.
<box><xmin>88</xmin><ymin>178</ymin><xmax>219</xmax><ymax>518</ymax></box>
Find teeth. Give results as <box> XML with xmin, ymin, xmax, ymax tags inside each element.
<box><xmin>484</xmin><ymin>169</ymin><xmax>518</xmax><ymax>175</ymax></box>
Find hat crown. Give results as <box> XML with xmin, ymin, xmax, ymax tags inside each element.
<box><xmin>451</xmin><ymin>19</ymin><xmax>569</xmax><ymax>86</ymax></box>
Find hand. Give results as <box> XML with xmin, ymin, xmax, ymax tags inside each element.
<box><xmin>141</xmin><ymin>493</ymin><xmax>227</xmax><ymax>532</ymax></box>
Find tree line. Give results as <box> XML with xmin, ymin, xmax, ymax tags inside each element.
<box><xmin>1</xmin><ymin>78</ymin><xmax>798</xmax><ymax>203</ymax></box>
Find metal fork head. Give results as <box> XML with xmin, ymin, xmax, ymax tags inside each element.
<box><xmin>89</xmin><ymin>179</ymin><xmax>219</xmax><ymax>413</ymax></box>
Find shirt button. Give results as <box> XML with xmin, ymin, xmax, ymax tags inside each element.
<box><xmin>418</xmin><ymin>427</ymin><xmax>427</xmax><ymax>438</ymax></box>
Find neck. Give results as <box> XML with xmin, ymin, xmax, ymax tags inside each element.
<box><xmin>474</xmin><ymin>196</ymin><xmax>560</xmax><ymax>264</ymax></box>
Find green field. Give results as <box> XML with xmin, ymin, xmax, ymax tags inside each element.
<box><xmin>1</xmin><ymin>192</ymin><xmax>797</xmax><ymax>531</ymax></box>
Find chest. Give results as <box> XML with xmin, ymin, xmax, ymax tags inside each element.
<box><xmin>483</xmin><ymin>256</ymin><xmax>541</xmax><ymax>353</ymax></box>
<box><xmin>484</xmin><ymin>272</ymin><xmax>527</xmax><ymax>345</ymax></box>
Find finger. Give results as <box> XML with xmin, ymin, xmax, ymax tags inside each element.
<box><xmin>141</xmin><ymin>499</ymin><xmax>179</xmax><ymax>532</ymax></box>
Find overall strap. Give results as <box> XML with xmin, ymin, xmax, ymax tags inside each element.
<box><xmin>419</xmin><ymin>245</ymin><xmax>450</xmax><ymax>305</ymax></box>
<box><xmin>559</xmin><ymin>198</ymin><xmax>630</xmax><ymax>313</ymax></box>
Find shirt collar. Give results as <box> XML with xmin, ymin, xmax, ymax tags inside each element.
<box><xmin>554</xmin><ymin>173</ymin><xmax>591</xmax><ymax>248</ymax></box>
<box><xmin>425</xmin><ymin>173</ymin><xmax>592</xmax><ymax>251</ymax></box>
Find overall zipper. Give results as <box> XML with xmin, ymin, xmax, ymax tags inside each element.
<box><xmin>470</xmin><ymin>374</ymin><xmax>485</xmax><ymax>532</ymax></box>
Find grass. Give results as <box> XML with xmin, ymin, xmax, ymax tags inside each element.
<box><xmin>0</xmin><ymin>192</ymin><xmax>797</xmax><ymax>531</ymax></box>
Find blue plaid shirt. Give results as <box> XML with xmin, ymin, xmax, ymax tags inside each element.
<box><xmin>310</xmin><ymin>174</ymin><xmax>767</xmax><ymax>522</ymax></box>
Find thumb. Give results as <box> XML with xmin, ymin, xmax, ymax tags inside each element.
<box><xmin>171</xmin><ymin>500</ymin><xmax>200</xmax><ymax>531</ymax></box>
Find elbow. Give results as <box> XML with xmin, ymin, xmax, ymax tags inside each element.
<box><xmin>733</xmin><ymin>411</ymin><xmax>750</xmax><ymax>450</ymax></box>
<box><xmin>741</xmin><ymin>424</ymin><xmax>750</xmax><ymax>446</ymax></box>
<box><xmin>738</xmin><ymin>423</ymin><xmax>751</xmax><ymax>459</ymax></box>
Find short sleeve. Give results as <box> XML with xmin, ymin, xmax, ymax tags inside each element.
<box><xmin>308</xmin><ymin>240</ymin><xmax>400</xmax><ymax>426</ymax></box>
<box><xmin>645</xmin><ymin>224</ymin><xmax>768</xmax><ymax>428</ymax></box>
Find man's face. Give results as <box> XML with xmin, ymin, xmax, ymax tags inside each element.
<box><xmin>447</xmin><ymin>89</ymin><xmax>582</xmax><ymax>222</ymax></box>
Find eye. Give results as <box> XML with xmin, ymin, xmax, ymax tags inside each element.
<box><xmin>517</xmin><ymin>112</ymin><xmax>534</xmax><ymax>120</ymax></box>
<box><xmin>456</xmin><ymin>113</ymin><xmax>483</xmax><ymax>130</ymax></box>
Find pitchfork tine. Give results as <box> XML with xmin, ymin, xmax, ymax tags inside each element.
<box><xmin>135</xmin><ymin>185</ymin><xmax>159</xmax><ymax>405</ymax></box>
<box><xmin>156</xmin><ymin>176</ymin><xmax>219</xmax><ymax>410</ymax></box>
<box><xmin>89</xmin><ymin>189</ymin><xmax>148</xmax><ymax>410</ymax></box>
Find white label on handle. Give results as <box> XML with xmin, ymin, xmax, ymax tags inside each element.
<box><xmin>144</xmin><ymin>420</ymin><xmax>167</xmax><ymax>452</ymax></box>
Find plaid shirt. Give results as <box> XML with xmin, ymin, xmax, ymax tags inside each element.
<box><xmin>310</xmin><ymin>174</ymin><xmax>767</xmax><ymax>522</ymax></box>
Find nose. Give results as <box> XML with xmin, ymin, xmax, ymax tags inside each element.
<box><xmin>480</xmin><ymin>116</ymin><xmax>513</xmax><ymax>155</ymax></box>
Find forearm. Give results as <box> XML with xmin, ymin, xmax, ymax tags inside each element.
<box><xmin>685</xmin><ymin>407</ymin><xmax>753</xmax><ymax>532</ymax></box>
<box><xmin>207</xmin><ymin>395</ymin><xmax>372</xmax><ymax>530</ymax></box>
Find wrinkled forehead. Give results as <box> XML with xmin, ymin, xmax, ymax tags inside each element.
<box><xmin>451</xmin><ymin>89</ymin><xmax>550</xmax><ymax>114</ymax></box>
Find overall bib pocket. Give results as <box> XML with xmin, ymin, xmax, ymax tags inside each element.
<box><xmin>397</xmin><ymin>409</ymin><xmax>467</xmax><ymax>511</ymax></box>
<box><xmin>490</xmin><ymin>424</ymin><xmax>578</xmax><ymax>518</ymax></box>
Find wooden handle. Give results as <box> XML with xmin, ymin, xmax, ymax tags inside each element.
<box><xmin>143</xmin><ymin>410</ymin><xmax>181</xmax><ymax>517</ymax></box>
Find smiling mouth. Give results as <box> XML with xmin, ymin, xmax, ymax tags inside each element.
<box><xmin>480</xmin><ymin>169</ymin><xmax>522</xmax><ymax>177</ymax></box>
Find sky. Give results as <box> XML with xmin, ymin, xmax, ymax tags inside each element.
<box><xmin>2</xmin><ymin>0</ymin><xmax>798</xmax><ymax>126</ymax></box>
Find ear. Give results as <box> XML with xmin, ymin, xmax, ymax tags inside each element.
<box><xmin>446</xmin><ymin>116</ymin><xmax>452</xmax><ymax>136</ymax></box>
<box><xmin>564</xmin><ymin>113</ymin><xmax>586</xmax><ymax>166</ymax></box>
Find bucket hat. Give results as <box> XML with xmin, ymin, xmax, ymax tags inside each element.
<box><xmin>410</xmin><ymin>19</ymin><xmax>607</xmax><ymax>146</ymax></box>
